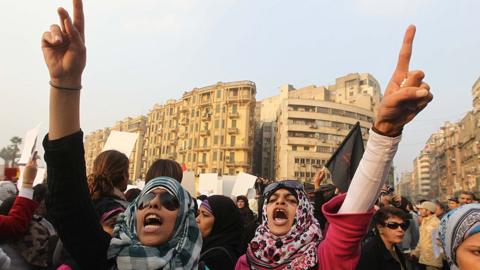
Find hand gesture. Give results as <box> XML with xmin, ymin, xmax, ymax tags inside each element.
<box><xmin>41</xmin><ymin>0</ymin><xmax>86</xmax><ymax>88</ymax></box>
<box><xmin>374</xmin><ymin>25</ymin><xmax>433</xmax><ymax>137</ymax></box>
<box><xmin>22</xmin><ymin>151</ymin><xmax>38</xmax><ymax>188</ymax></box>
<box><xmin>313</xmin><ymin>168</ymin><xmax>325</xmax><ymax>190</ymax></box>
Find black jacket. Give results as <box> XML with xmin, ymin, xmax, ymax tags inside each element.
<box><xmin>44</xmin><ymin>131</ymin><xmax>113</xmax><ymax>270</ymax></box>
<box><xmin>356</xmin><ymin>233</ymin><xmax>407</xmax><ymax>270</ymax></box>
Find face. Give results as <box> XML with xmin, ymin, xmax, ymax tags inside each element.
<box><xmin>435</xmin><ymin>204</ymin><xmax>445</xmax><ymax>217</ymax></box>
<box><xmin>236</xmin><ymin>200</ymin><xmax>245</xmax><ymax>209</ymax></box>
<box><xmin>102</xmin><ymin>214</ymin><xmax>120</xmax><ymax>237</ymax></box>
<box><xmin>448</xmin><ymin>200</ymin><xmax>459</xmax><ymax>210</ymax></box>
<box><xmin>377</xmin><ymin>216</ymin><xmax>406</xmax><ymax>245</ymax></box>
<box><xmin>196</xmin><ymin>205</ymin><xmax>215</xmax><ymax>238</ymax></box>
<box><xmin>459</xmin><ymin>194</ymin><xmax>474</xmax><ymax>205</ymax></box>
<box><xmin>136</xmin><ymin>188</ymin><xmax>179</xmax><ymax>246</ymax></box>
<box><xmin>419</xmin><ymin>208</ymin><xmax>432</xmax><ymax>218</ymax></box>
<box><xmin>380</xmin><ymin>194</ymin><xmax>392</xmax><ymax>207</ymax></box>
<box><xmin>456</xmin><ymin>233</ymin><xmax>480</xmax><ymax>270</ymax></box>
<box><xmin>266</xmin><ymin>189</ymin><xmax>298</xmax><ymax>236</ymax></box>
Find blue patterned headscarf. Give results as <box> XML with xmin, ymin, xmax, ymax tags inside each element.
<box><xmin>107</xmin><ymin>177</ymin><xmax>202</xmax><ymax>270</ymax></box>
<box><xmin>439</xmin><ymin>203</ymin><xmax>480</xmax><ymax>270</ymax></box>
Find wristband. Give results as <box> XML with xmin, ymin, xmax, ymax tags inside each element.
<box><xmin>49</xmin><ymin>81</ymin><xmax>82</xmax><ymax>91</ymax></box>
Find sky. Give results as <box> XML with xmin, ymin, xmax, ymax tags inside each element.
<box><xmin>0</xmin><ymin>0</ymin><xmax>478</xmax><ymax>176</ymax></box>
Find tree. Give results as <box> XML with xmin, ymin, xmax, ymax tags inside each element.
<box><xmin>0</xmin><ymin>136</ymin><xmax>23</xmax><ymax>167</ymax></box>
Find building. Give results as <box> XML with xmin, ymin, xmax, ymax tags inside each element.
<box><xmin>255</xmin><ymin>73</ymin><xmax>380</xmax><ymax>182</ymax></box>
<box><xmin>84</xmin><ymin>116</ymin><xmax>147</xmax><ymax>182</ymax></box>
<box><xmin>84</xmin><ymin>127</ymin><xmax>110</xmax><ymax>176</ymax></box>
<box><xmin>396</xmin><ymin>172</ymin><xmax>413</xmax><ymax>198</ymax></box>
<box><xmin>411</xmin><ymin>150</ymin><xmax>432</xmax><ymax>200</ymax></box>
<box><xmin>142</xmin><ymin>81</ymin><xmax>256</xmax><ymax>177</ymax></box>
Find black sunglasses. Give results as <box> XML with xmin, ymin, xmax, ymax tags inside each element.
<box><xmin>263</xmin><ymin>180</ymin><xmax>304</xmax><ymax>196</ymax></box>
<box><xmin>137</xmin><ymin>191</ymin><xmax>180</xmax><ymax>211</ymax></box>
<box><xmin>382</xmin><ymin>221</ymin><xmax>410</xmax><ymax>231</ymax></box>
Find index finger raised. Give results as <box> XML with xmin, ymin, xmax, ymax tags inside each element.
<box><xmin>73</xmin><ymin>0</ymin><xmax>85</xmax><ymax>39</ymax></box>
<box><xmin>392</xmin><ymin>25</ymin><xmax>416</xmax><ymax>84</ymax></box>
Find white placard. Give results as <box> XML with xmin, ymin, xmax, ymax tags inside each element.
<box><xmin>181</xmin><ymin>171</ymin><xmax>195</xmax><ymax>196</ymax></box>
<box><xmin>199</xmin><ymin>173</ymin><xmax>219</xmax><ymax>196</ymax></box>
<box><xmin>231</xmin><ymin>172</ymin><xmax>257</xmax><ymax>197</ymax></box>
<box><xmin>18</xmin><ymin>125</ymin><xmax>40</xmax><ymax>165</ymax></box>
<box><xmin>102</xmin><ymin>131</ymin><xmax>139</xmax><ymax>158</ymax></box>
<box><xmin>221</xmin><ymin>175</ymin><xmax>237</xmax><ymax>197</ymax></box>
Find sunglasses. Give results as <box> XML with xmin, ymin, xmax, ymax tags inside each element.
<box><xmin>263</xmin><ymin>180</ymin><xmax>304</xmax><ymax>196</ymax></box>
<box><xmin>382</xmin><ymin>221</ymin><xmax>410</xmax><ymax>231</ymax></box>
<box><xmin>137</xmin><ymin>190</ymin><xmax>180</xmax><ymax>211</ymax></box>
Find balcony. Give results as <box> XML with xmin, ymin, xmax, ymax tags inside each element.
<box><xmin>228</xmin><ymin>112</ymin><xmax>239</xmax><ymax>118</ymax></box>
<box><xmin>201</xmin><ymin>114</ymin><xmax>211</xmax><ymax>121</ymax></box>
<box><xmin>200</xmin><ymin>130</ymin><xmax>210</xmax><ymax>136</ymax></box>
<box><xmin>179</xmin><ymin>118</ymin><xmax>188</xmax><ymax>126</ymax></box>
<box><xmin>179</xmin><ymin>148</ymin><xmax>187</xmax><ymax>154</ymax></box>
<box><xmin>169</xmin><ymin>139</ymin><xmax>177</xmax><ymax>145</ymax></box>
<box><xmin>226</xmin><ymin>95</ymin><xmax>252</xmax><ymax>103</ymax></box>
<box><xmin>198</xmin><ymin>162</ymin><xmax>207</xmax><ymax>167</ymax></box>
<box><xmin>167</xmin><ymin>153</ymin><xmax>177</xmax><ymax>160</ymax></box>
<box><xmin>226</xmin><ymin>161</ymin><xmax>250</xmax><ymax>167</ymax></box>
<box><xmin>228</xmin><ymin>128</ymin><xmax>239</xmax><ymax>134</ymax></box>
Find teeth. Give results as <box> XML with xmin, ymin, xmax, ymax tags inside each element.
<box><xmin>146</xmin><ymin>214</ymin><xmax>159</xmax><ymax>219</ymax></box>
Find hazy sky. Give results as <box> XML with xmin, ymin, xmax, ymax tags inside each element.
<box><xmin>0</xmin><ymin>0</ymin><xmax>478</xmax><ymax>176</ymax></box>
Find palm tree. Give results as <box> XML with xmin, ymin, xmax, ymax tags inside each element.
<box><xmin>9</xmin><ymin>136</ymin><xmax>22</xmax><ymax>167</ymax></box>
<box><xmin>0</xmin><ymin>147</ymin><xmax>10</xmax><ymax>166</ymax></box>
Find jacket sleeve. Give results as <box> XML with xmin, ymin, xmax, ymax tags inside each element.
<box><xmin>43</xmin><ymin>131</ymin><xmax>112</xmax><ymax>270</ymax></box>
<box><xmin>0</xmin><ymin>196</ymin><xmax>38</xmax><ymax>239</ymax></box>
<box><xmin>317</xmin><ymin>193</ymin><xmax>374</xmax><ymax>270</ymax></box>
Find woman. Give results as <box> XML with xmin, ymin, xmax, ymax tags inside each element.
<box><xmin>197</xmin><ymin>195</ymin><xmax>243</xmax><ymax>270</ymax></box>
<box><xmin>439</xmin><ymin>203</ymin><xmax>480</xmax><ymax>270</ymax></box>
<box><xmin>88</xmin><ymin>150</ymin><xmax>130</xmax><ymax>208</ymax></box>
<box><xmin>145</xmin><ymin>159</ymin><xmax>183</xmax><ymax>183</ymax></box>
<box><xmin>42</xmin><ymin>3</ymin><xmax>202</xmax><ymax>269</ymax></box>
<box><xmin>237</xmin><ymin>195</ymin><xmax>255</xmax><ymax>227</ymax></box>
<box><xmin>357</xmin><ymin>207</ymin><xmax>409</xmax><ymax>270</ymax></box>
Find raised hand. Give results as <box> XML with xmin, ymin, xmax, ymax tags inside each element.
<box><xmin>313</xmin><ymin>168</ymin><xmax>325</xmax><ymax>190</ymax></box>
<box><xmin>22</xmin><ymin>151</ymin><xmax>38</xmax><ymax>188</ymax></box>
<box><xmin>374</xmin><ymin>25</ymin><xmax>433</xmax><ymax>137</ymax></box>
<box><xmin>42</xmin><ymin>0</ymin><xmax>85</xmax><ymax>88</ymax></box>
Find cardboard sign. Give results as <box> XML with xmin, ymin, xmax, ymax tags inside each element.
<box><xmin>18</xmin><ymin>125</ymin><xmax>40</xmax><ymax>165</ymax></box>
<box><xmin>231</xmin><ymin>172</ymin><xmax>257</xmax><ymax>197</ymax></box>
<box><xmin>199</xmin><ymin>173</ymin><xmax>219</xmax><ymax>196</ymax></box>
<box><xmin>221</xmin><ymin>175</ymin><xmax>237</xmax><ymax>197</ymax></box>
<box><xmin>181</xmin><ymin>171</ymin><xmax>195</xmax><ymax>196</ymax></box>
<box><xmin>103</xmin><ymin>131</ymin><xmax>139</xmax><ymax>158</ymax></box>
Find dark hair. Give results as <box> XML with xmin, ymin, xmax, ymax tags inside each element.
<box><xmin>459</xmin><ymin>191</ymin><xmax>476</xmax><ymax>199</ymax></box>
<box><xmin>197</xmin><ymin>195</ymin><xmax>208</xmax><ymax>202</ymax></box>
<box><xmin>33</xmin><ymin>184</ymin><xmax>47</xmax><ymax>204</ymax></box>
<box><xmin>125</xmin><ymin>188</ymin><xmax>141</xmax><ymax>202</ymax></box>
<box><xmin>372</xmin><ymin>206</ymin><xmax>409</xmax><ymax>232</ymax></box>
<box><xmin>145</xmin><ymin>159</ymin><xmax>183</xmax><ymax>183</ymax></box>
<box><xmin>434</xmin><ymin>200</ymin><xmax>447</xmax><ymax>212</ymax></box>
<box><xmin>87</xmin><ymin>150</ymin><xmax>129</xmax><ymax>200</ymax></box>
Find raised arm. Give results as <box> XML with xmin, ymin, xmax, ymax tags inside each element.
<box><xmin>42</xmin><ymin>0</ymin><xmax>85</xmax><ymax>139</ymax></box>
<box><xmin>339</xmin><ymin>25</ymin><xmax>433</xmax><ymax>214</ymax></box>
<box><xmin>42</xmin><ymin>2</ymin><xmax>111</xmax><ymax>269</ymax></box>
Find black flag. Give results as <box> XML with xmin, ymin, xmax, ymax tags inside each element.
<box><xmin>325</xmin><ymin>122</ymin><xmax>364</xmax><ymax>193</ymax></box>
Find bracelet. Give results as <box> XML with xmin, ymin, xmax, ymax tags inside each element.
<box><xmin>49</xmin><ymin>81</ymin><xmax>82</xmax><ymax>91</ymax></box>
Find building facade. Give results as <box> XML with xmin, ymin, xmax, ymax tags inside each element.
<box><xmin>142</xmin><ymin>81</ymin><xmax>256</xmax><ymax>177</ymax></box>
<box><xmin>254</xmin><ymin>73</ymin><xmax>380</xmax><ymax>182</ymax></box>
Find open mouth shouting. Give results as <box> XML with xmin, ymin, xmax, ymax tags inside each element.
<box><xmin>143</xmin><ymin>212</ymin><xmax>164</xmax><ymax>233</ymax></box>
<box><xmin>273</xmin><ymin>208</ymin><xmax>289</xmax><ymax>226</ymax></box>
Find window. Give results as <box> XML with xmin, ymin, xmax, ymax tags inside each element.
<box><xmin>292</xmin><ymin>145</ymin><xmax>297</xmax><ymax>151</ymax></box>
<box><xmin>232</xmin><ymin>104</ymin><xmax>238</xmax><ymax>113</ymax></box>
<box><xmin>203</xmin><ymin>138</ymin><xmax>208</xmax><ymax>147</ymax></box>
<box><xmin>221</xmin><ymin>120</ymin><xmax>225</xmax><ymax>128</ymax></box>
<box><xmin>221</xmin><ymin>136</ymin><xmax>224</xmax><ymax>145</ymax></box>
<box><xmin>304</xmin><ymin>146</ymin><xmax>309</xmax><ymax>151</ymax></box>
<box><xmin>231</xmin><ymin>88</ymin><xmax>238</xmax><ymax>96</ymax></box>
<box><xmin>306</xmin><ymin>158</ymin><xmax>310</xmax><ymax>164</ymax></box>
<box><xmin>214</xmin><ymin>136</ymin><xmax>219</xmax><ymax>145</ymax></box>
<box><xmin>229</xmin><ymin>168</ymin><xmax>235</xmax><ymax>175</ymax></box>
<box><xmin>216</xmin><ymin>89</ymin><xmax>222</xmax><ymax>99</ymax></box>
<box><xmin>231</xmin><ymin>136</ymin><xmax>236</xmax><ymax>146</ymax></box>
<box><xmin>232</xmin><ymin>120</ymin><xmax>237</xmax><ymax>128</ymax></box>
<box><xmin>230</xmin><ymin>151</ymin><xmax>235</xmax><ymax>162</ymax></box>
<box><xmin>295</xmin><ymin>158</ymin><xmax>299</xmax><ymax>163</ymax></box>
<box><xmin>215</xmin><ymin>119</ymin><xmax>219</xmax><ymax>128</ymax></box>
<box><xmin>202</xmin><ymin>153</ymin><xmax>207</xmax><ymax>163</ymax></box>
<box><xmin>220</xmin><ymin>152</ymin><xmax>223</xmax><ymax>161</ymax></box>
<box><xmin>316</xmin><ymin>146</ymin><xmax>330</xmax><ymax>153</ymax></box>
<box><xmin>216</xmin><ymin>104</ymin><xmax>220</xmax><ymax>113</ymax></box>
<box><xmin>213</xmin><ymin>151</ymin><xmax>217</xmax><ymax>161</ymax></box>
<box><xmin>188</xmin><ymin>153</ymin><xmax>191</xmax><ymax>162</ymax></box>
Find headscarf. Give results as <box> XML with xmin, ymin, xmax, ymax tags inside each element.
<box><xmin>439</xmin><ymin>203</ymin><xmax>480</xmax><ymax>270</ymax></box>
<box><xmin>246</xmin><ymin>187</ymin><xmax>322</xmax><ymax>270</ymax></box>
<box><xmin>107</xmin><ymin>177</ymin><xmax>202</xmax><ymax>270</ymax></box>
<box><xmin>237</xmin><ymin>195</ymin><xmax>255</xmax><ymax>226</ymax></box>
<box><xmin>200</xmin><ymin>195</ymin><xmax>243</xmax><ymax>256</ymax></box>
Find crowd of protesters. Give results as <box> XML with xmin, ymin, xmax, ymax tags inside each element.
<box><xmin>0</xmin><ymin>0</ymin><xmax>478</xmax><ymax>269</ymax></box>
